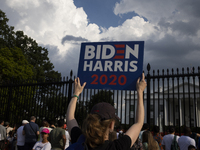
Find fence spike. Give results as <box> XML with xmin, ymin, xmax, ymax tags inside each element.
<box><xmin>70</xmin><ymin>70</ymin><xmax>73</xmax><ymax>79</ymax></box>
<box><xmin>147</xmin><ymin>63</ymin><xmax>151</xmax><ymax>72</ymax></box>
<box><xmin>192</xmin><ymin>67</ymin><xmax>195</xmax><ymax>74</ymax></box>
<box><xmin>187</xmin><ymin>67</ymin><xmax>189</xmax><ymax>73</ymax></box>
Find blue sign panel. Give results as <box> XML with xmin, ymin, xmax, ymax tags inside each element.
<box><xmin>77</xmin><ymin>41</ymin><xmax>144</xmax><ymax>90</ymax></box>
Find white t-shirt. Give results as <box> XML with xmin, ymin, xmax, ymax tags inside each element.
<box><xmin>178</xmin><ymin>135</ymin><xmax>196</xmax><ymax>150</ymax></box>
<box><xmin>39</xmin><ymin>127</ymin><xmax>52</xmax><ymax>142</ymax></box>
<box><xmin>33</xmin><ymin>141</ymin><xmax>51</xmax><ymax>150</ymax></box>
<box><xmin>17</xmin><ymin>126</ymin><xmax>25</xmax><ymax>146</ymax></box>
<box><xmin>162</xmin><ymin>134</ymin><xmax>179</xmax><ymax>150</ymax></box>
<box><xmin>65</xmin><ymin>130</ymin><xmax>71</xmax><ymax>149</ymax></box>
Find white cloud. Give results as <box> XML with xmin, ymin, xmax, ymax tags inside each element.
<box><xmin>4</xmin><ymin>0</ymin><xmax>101</xmax><ymax>58</ymax></box>
<box><xmin>101</xmin><ymin>16</ymin><xmax>159</xmax><ymax>42</ymax></box>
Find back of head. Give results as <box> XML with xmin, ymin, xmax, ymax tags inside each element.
<box><xmin>183</xmin><ymin>127</ymin><xmax>191</xmax><ymax>136</ymax></box>
<box><xmin>30</xmin><ymin>116</ymin><xmax>36</xmax><ymax>122</ymax></box>
<box><xmin>142</xmin><ymin>131</ymin><xmax>159</xmax><ymax>150</ymax></box>
<box><xmin>42</xmin><ymin>120</ymin><xmax>49</xmax><ymax>127</ymax></box>
<box><xmin>82</xmin><ymin>114</ymin><xmax>114</xmax><ymax>148</ymax></box>
<box><xmin>153</xmin><ymin>125</ymin><xmax>159</xmax><ymax>134</ymax></box>
<box><xmin>0</xmin><ymin>119</ymin><xmax>4</xmax><ymax>124</ymax></box>
<box><xmin>4</xmin><ymin>122</ymin><xmax>9</xmax><ymax>127</ymax></box>
<box><xmin>169</xmin><ymin>126</ymin><xmax>175</xmax><ymax>134</ymax></box>
<box><xmin>142</xmin><ymin>123</ymin><xmax>149</xmax><ymax>131</ymax></box>
<box><xmin>188</xmin><ymin>145</ymin><xmax>196</xmax><ymax>150</ymax></box>
<box><xmin>57</xmin><ymin>120</ymin><xmax>64</xmax><ymax>127</ymax></box>
<box><xmin>82</xmin><ymin>102</ymin><xmax>118</xmax><ymax>148</ymax></box>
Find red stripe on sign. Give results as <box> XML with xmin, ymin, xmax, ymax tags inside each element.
<box><xmin>113</xmin><ymin>55</ymin><xmax>124</xmax><ymax>59</ymax></box>
<box><xmin>117</xmin><ymin>50</ymin><xmax>124</xmax><ymax>54</ymax></box>
<box><xmin>115</xmin><ymin>44</ymin><xmax>125</xmax><ymax>48</ymax></box>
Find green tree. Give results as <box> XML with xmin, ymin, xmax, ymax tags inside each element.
<box><xmin>86</xmin><ymin>90</ymin><xmax>114</xmax><ymax>113</ymax></box>
<box><xmin>0</xmin><ymin>10</ymin><xmax>15</xmax><ymax>48</ymax></box>
<box><xmin>15</xmin><ymin>31</ymin><xmax>61</xmax><ymax>81</ymax></box>
<box><xmin>0</xmin><ymin>47</ymin><xmax>33</xmax><ymax>82</ymax></box>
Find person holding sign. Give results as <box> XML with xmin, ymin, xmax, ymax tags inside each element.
<box><xmin>66</xmin><ymin>73</ymin><xmax>146</xmax><ymax>150</ymax></box>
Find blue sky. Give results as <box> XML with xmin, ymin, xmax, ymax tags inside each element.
<box><xmin>1</xmin><ymin>0</ymin><xmax>200</xmax><ymax>77</ymax></box>
<box><xmin>74</xmin><ymin>0</ymin><xmax>139</xmax><ymax>28</ymax></box>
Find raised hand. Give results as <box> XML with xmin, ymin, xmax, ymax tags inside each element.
<box><xmin>136</xmin><ymin>73</ymin><xmax>147</xmax><ymax>93</ymax></box>
<box><xmin>73</xmin><ymin>77</ymin><xmax>86</xmax><ymax>95</ymax></box>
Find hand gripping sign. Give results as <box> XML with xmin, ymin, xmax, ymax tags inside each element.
<box><xmin>77</xmin><ymin>41</ymin><xmax>144</xmax><ymax>90</ymax></box>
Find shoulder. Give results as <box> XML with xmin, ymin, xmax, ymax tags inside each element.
<box><xmin>106</xmin><ymin>135</ymin><xmax>131</xmax><ymax>150</ymax></box>
<box><xmin>71</xmin><ymin>127</ymin><xmax>82</xmax><ymax>144</ymax></box>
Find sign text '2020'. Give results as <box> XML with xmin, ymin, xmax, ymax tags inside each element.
<box><xmin>91</xmin><ymin>74</ymin><xmax>127</xmax><ymax>85</ymax></box>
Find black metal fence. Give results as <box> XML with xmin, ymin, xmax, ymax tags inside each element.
<box><xmin>1</xmin><ymin>64</ymin><xmax>200</xmax><ymax>135</ymax></box>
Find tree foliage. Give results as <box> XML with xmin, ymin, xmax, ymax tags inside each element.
<box><xmin>0</xmin><ymin>9</ymin><xmax>61</xmax><ymax>82</ymax></box>
<box><xmin>86</xmin><ymin>90</ymin><xmax>114</xmax><ymax>113</ymax></box>
<box><xmin>0</xmin><ymin>47</ymin><xmax>33</xmax><ymax>82</ymax></box>
<box><xmin>15</xmin><ymin>31</ymin><xmax>61</xmax><ymax>81</ymax></box>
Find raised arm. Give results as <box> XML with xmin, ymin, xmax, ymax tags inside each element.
<box><xmin>66</xmin><ymin>77</ymin><xmax>86</xmax><ymax>135</ymax></box>
<box><xmin>125</xmin><ymin>73</ymin><xmax>147</xmax><ymax>147</ymax></box>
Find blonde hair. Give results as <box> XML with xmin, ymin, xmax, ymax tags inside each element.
<box><xmin>142</xmin><ymin>131</ymin><xmax>159</xmax><ymax>150</ymax></box>
<box><xmin>82</xmin><ymin>114</ymin><xmax>114</xmax><ymax>148</ymax></box>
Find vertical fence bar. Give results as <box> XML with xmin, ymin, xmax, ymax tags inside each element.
<box><xmin>147</xmin><ymin>63</ymin><xmax>151</xmax><ymax>125</ymax></box>
<box><xmin>67</xmin><ymin>70</ymin><xmax>73</xmax><ymax>106</ymax></box>
<box><xmin>177</xmin><ymin>69</ymin><xmax>181</xmax><ymax>135</ymax></box>
<box><xmin>162</xmin><ymin>69</ymin><xmax>165</xmax><ymax>134</ymax></box>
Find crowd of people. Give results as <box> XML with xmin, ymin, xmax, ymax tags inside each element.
<box><xmin>0</xmin><ymin>75</ymin><xmax>199</xmax><ymax>150</ymax></box>
<box><xmin>0</xmin><ymin>118</ymin><xmax>71</xmax><ymax>150</ymax></box>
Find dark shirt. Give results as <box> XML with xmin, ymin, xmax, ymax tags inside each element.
<box><xmin>23</xmin><ymin>122</ymin><xmax>39</xmax><ymax>143</ymax></box>
<box><xmin>71</xmin><ymin>127</ymin><xmax>131</xmax><ymax>150</ymax></box>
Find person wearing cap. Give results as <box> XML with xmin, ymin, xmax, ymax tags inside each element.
<box><xmin>49</xmin><ymin>120</ymin><xmax>66</xmax><ymax>150</ymax></box>
<box><xmin>66</xmin><ymin>74</ymin><xmax>147</xmax><ymax>150</ymax></box>
<box><xmin>16</xmin><ymin>120</ymin><xmax>29</xmax><ymax>150</ymax></box>
<box><xmin>32</xmin><ymin>128</ymin><xmax>51</xmax><ymax>150</ymax></box>
<box><xmin>5</xmin><ymin>121</ymin><xmax>13</xmax><ymax>137</ymax></box>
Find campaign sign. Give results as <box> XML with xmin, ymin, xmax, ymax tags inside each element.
<box><xmin>77</xmin><ymin>41</ymin><xmax>144</xmax><ymax>90</ymax></box>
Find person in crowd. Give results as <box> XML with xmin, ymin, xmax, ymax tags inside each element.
<box><xmin>66</xmin><ymin>74</ymin><xmax>146</xmax><ymax>149</ymax></box>
<box><xmin>5</xmin><ymin>122</ymin><xmax>13</xmax><ymax>137</ymax></box>
<box><xmin>23</xmin><ymin>116</ymin><xmax>40</xmax><ymax>150</ymax></box>
<box><xmin>116</xmin><ymin>125</ymin><xmax>124</xmax><ymax>139</ymax></box>
<box><xmin>39</xmin><ymin>121</ymin><xmax>52</xmax><ymax>142</ymax></box>
<box><xmin>63</xmin><ymin>123</ymin><xmax>71</xmax><ymax>149</ymax></box>
<box><xmin>17</xmin><ymin>120</ymin><xmax>29</xmax><ymax>150</ymax></box>
<box><xmin>178</xmin><ymin>127</ymin><xmax>196</xmax><ymax>150</ymax></box>
<box><xmin>7</xmin><ymin>130</ymin><xmax>14</xmax><ymax>150</ymax></box>
<box><xmin>10</xmin><ymin>124</ymin><xmax>18</xmax><ymax>150</ymax></box>
<box><xmin>142</xmin><ymin>130</ymin><xmax>160</xmax><ymax>150</ymax></box>
<box><xmin>131</xmin><ymin>137</ymin><xmax>143</xmax><ymax>150</ymax></box>
<box><xmin>153</xmin><ymin>125</ymin><xmax>163</xmax><ymax>150</ymax></box>
<box><xmin>139</xmin><ymin>123</ymin><xmax>149</xmax><ymax>142</ymax></box>
<box><xmin>190</xmin><ymin>131</ymin><xmax>200</xmax><ymax>147</ymax></box>
<box><xmin>188</xmin><ymin>145</ymin><xmax>196</xmax><ymax>150</ymax></box>
<box><xmin>162</xmin><ymin>126</ymin><xmax>179</xmax><ymax>150</ymax></box>
<box><xmin>49</xmin><ymin>120</ymin><xmax>66</xmax><ymax>150</ymax></box>
<box><xmin>32</xmin><ymin>128</ymin><xmax>51</xmax><ymax>150</ymax></box>
<box><xmin>50</xmin><ymin>121</ymin><xmax>56</xmax><ymax>129</ymax></box>
<box><xmin>0</xmin><ymin>119</ymin><xmax>7</xmax><ymax>150</ymax></box>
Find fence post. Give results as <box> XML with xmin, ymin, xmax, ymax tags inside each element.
<box><xmin>6</xmin><ymin>84</ymin><xmax>12</xmax><ymax>121</ymax></box>
<box><xmin>67</xmin><ymin>70</ymin><xmax>74</xmax><ymax>106</ymax></box>
<box><xmin>147</xmin><ymin>63</ymin><xmax>151</xmax><ymax>125</ymax></box>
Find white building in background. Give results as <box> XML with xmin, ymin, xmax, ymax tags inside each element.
<box><xmin>125</xmin><ymin>83</ymin><xmax>200</xmax><ymax>131</ymax></box>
